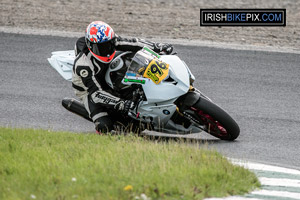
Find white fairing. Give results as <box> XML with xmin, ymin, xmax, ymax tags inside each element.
<box><xmin>47</xmin><ymin>50</ymin><xmax>75</xmax><ymax>81</ymax></box>
<box><xmin>142</xmin><ymin>55</ymin><xmax>190</xmax><ymax>103</ymax></box>
<box><xmin>124</xmin><ymin>55</ymin><xmax>192</xmax><ymax>132</ymax></box>
<box><xmin>117</xmin><ymin>49</ymin><xmax>199</xmax><ymax>133</ymax></box>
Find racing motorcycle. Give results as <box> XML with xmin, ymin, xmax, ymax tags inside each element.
<box><xmin>48</xmin><ymin>47</ymin><xmax>240</xmax><ymax>140</ymax></box>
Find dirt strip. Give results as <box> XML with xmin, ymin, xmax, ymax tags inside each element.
<box><xmin>1</xmin><ymin>0</ymin><xmax>299</xmax><ymax>50</ymax></box>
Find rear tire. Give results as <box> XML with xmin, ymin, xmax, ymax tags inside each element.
<box><xmin>190</xmin><ymin>98</ymin><xmax>240</xmax><ymax>141</ymax></box>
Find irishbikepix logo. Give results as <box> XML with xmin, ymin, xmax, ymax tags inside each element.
<box><xmin>200</xmin><ymin>9</ymin><xmax>286</xmax><ymax>26</ymax></box>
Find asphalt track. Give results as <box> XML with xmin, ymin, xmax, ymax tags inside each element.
<box><xmin>1</xmin><ymin>32</ymin><xmax>299</xmax><ymax>169</ymax></box>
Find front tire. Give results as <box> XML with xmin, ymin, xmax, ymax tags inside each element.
<box><xmin>189</xmin><ymin>98</ymin><xmax>240</xmax><ymax>141</ymax></box>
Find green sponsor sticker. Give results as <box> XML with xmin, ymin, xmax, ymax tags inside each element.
<box><xmin>124</xmin><ymin>78</ymin><xmax>145</xmax><ymax>84</ymax></box>
<box><xmin>143</xmin><ymin>46</ymin><xmax>161</xmax><ymax>58</ymax></box>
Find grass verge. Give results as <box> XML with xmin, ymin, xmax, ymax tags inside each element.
<box><xmin>0</xmin><ymin>127</ymin><xmax>260</xmax><ymax>200</ymax></box>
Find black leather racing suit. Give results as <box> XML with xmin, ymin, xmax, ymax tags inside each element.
<box><xmin>72</xmin><ymin>35</ymin><xmax>172</xmax><ymax>132</ymax></box>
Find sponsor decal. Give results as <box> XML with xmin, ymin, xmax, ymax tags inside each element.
<box><xmin>143</xmin><ymin>46</ymin><xmax>160</xmax><ymax>58</ymax></box>
<box><xmin>126</xmin><ymin>72</ymin><xmax>137</xmax><ymax>77</ymax></box>
<box><xmin>163</xmin><ymin>110</ymin><xmax>170</xmax><ymax>115</ymax></box>
<box><xmin>143</xmin><ymin>59</ymin><xmax>169</xmax><ymax>84</ymax></box>
<box><xmin>94</xmin><ymin>92</ymin><xmax>119</xmax><ymax>105</ymax></box>
<box><xmin>123</xmin><ymin>78</ymin><xmax>146</xmax><ymax>84</ymax></box>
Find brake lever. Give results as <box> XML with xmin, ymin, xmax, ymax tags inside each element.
<box><xmin>160</xmin><ymin>51</ymin><xmax>177</xmax><ymax>55</ymax></box>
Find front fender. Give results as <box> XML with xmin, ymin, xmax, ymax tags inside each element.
<box><xmin>175</xmin><ymin>91</ymin><xmax>200</xmax><ymax>111</ymax></box>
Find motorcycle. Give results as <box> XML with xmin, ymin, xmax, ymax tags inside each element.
<box><xmin>48</xmin><ymin>47</ymin><xmax>240</xmax><ymax>140</ymax></box>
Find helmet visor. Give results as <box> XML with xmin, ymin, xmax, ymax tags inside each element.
<box><xmin>88</xmin><ymin>40</ymin><xmax>116</xmax><ymax>57</ymax></box>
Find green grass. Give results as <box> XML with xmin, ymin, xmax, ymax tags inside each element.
<box><xmin>0</xmin><ymin>127</ymin><xmax>260</xmax><ymax>200</ymax></box>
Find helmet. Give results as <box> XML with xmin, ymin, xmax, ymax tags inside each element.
<box><xmin>85</xmin><ymin>21</ymin><xmax>116</xmax><ymax>63</ymax></box>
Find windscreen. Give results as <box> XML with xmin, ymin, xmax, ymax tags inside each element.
<box><xmin>125</xmin><ymin>48</ymin><xmax>170</xmax><ymax>84</ymax></box>
<box><xmin>127</xmin><ymin>50</ymin><xmax>154</xmax><ymax>77</ymax></box>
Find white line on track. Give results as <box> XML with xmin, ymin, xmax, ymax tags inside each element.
<box><xmin>205</xmin><ymin>160</ymin><xmax>300</xmax><ymax>200</ymax></box>
<box><xmin>230</xmin><ymin>159</ymin><xmax>300</xmax><ymax>175</ymax></box>
<box><xmin>260</xmin><ymin>177</ymin><xmax>300</xmax><ymax>188</ymax></box>
<box><xmin>206</xmin><ymin>197</ymin><xmax>262</xmax><ymax>200</ymax></box>
<box><xmin>251</xmin><ymin>190</ymin><xmax>300</xmax><ymax>199</ymax></box>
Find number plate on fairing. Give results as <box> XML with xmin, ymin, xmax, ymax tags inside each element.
<box><xmin>143</xmin><ymin>59</ymin><xmax>169</xmax><ymax>84</ymax></box>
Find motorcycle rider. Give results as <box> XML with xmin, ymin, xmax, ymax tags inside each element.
<box><xmin>72</xmin><ymin>21</ymin><xmax>173</xmax><ymax>133</ymax></box>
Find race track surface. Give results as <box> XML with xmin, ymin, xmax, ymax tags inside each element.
<box><xmin>1</xmin><ymin>32</ymin><xmax>299</xmax><ymax>169</ymax></box>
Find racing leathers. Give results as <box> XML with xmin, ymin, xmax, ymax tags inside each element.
<box><xmin>72</xmin><ymin>35</ymin><xmax>173</xmax><ymax>132</ymax></box>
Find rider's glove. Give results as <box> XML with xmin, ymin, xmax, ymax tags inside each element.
<box><xmin>114</xmin><ymin>100</ymin><xmax>134</xmax><ymax>113</ymax></box>
<box><xmin>154</xmin><ymin>43</ymin><xmax>173</xmax><ymax>55</ymax></box>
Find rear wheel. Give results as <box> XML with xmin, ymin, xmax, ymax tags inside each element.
<box><xmin>187</xmin><ymin>98</ymin><xmax>240</xmax><ymax>141</ymax></box>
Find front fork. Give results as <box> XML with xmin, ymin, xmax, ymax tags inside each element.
<box><xmin>191</xmin><ymin>86</ymin><xmax>212</xmax><ymax>102</ymax></box>
<box><xmin>173</xmin><ymin>86</ymin><xmax>212</xmax><ymax>129</ymax></box>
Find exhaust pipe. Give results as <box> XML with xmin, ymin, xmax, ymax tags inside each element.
<box><xmin>62</xmin><ymin>98</ymin><xmax>93</xmax><ymax>122</ymax></box>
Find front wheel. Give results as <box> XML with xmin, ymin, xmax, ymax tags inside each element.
<box><xmin>187</xmin><ymin>98</ymin><xmax>240</xmax><ymax>141</ymax></box>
